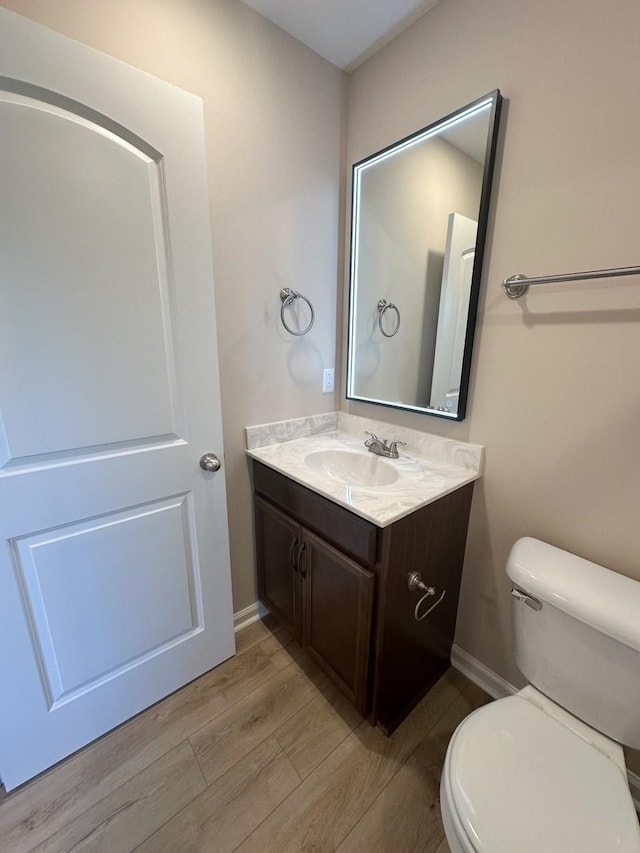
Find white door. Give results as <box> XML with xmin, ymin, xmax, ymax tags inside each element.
<box><xmin>0</xmin><ymin>10</ymin><xmax>234</xmax><ymax>791</ymax></box>
<box><xmin>430</xmin><ymin>212</ymin><xmax>478</xmax><ymax>413</ymax></box>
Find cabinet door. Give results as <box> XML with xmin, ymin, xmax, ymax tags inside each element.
<box><xmin>301</xmin><ymin>530</ymin><xmax>374</xmax><ymax>714</ymax></box>
<box><xmin>254</xmin><ymin>496</ymin><xmax>301</xmax><ymax>639</ymax></box>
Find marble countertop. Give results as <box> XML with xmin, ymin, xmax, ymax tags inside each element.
<box><xmin>245</xmin><ymin>412</ymin><xmax>483</xmax><ymax>528</ymax></box>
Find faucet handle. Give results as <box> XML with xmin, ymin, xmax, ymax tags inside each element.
<box><xmin>389</xmin><ymin>439</ymin><xmax>407</xmax><ymax>453</ymax></box>
<box><xmin>364</xmin><ymin>431</ymin><xmax>379</xmax><ymax>445</ymax></box>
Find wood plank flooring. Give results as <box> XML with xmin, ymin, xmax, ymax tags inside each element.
<box><xmin>0</xmin><ymin>616</ymin><xmax>486</xmax><ymax>853</ymax></box>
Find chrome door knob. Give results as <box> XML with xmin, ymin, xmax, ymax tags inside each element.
<box><xmin>199</xmin><ymin>453</ymin><xmax>221</xmax><ymax>472</ymax></box>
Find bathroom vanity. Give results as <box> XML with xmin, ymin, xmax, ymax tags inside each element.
<box><xmin>246</xmin><ymin>413</ymin><xmax>482</xmax><ymax>733</ymax></box>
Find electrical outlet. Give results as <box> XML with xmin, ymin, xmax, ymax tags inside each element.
<box><xmin>322</xmin><ymin>368</ymin><xmax>335</xmax><ymax>394</ymax></box>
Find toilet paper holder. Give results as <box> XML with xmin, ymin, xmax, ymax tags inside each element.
<box><xmin>407</xmin><ymin>571</ymin><xmax>446</xmax><ymax>621</ymax></box>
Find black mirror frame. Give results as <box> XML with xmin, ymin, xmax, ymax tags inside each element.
<box><xmin>346</xmin><ymin>89</ymin><xmax>503</xmax><ymax>421</ymax></box>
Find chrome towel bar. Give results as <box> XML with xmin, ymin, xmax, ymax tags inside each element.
<box><xmin>503</xmin><ymin>265</ymin><xmax>640</xmax><ymax>299</ymax></box>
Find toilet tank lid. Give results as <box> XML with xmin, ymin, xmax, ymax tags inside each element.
<box><xmin>507</xmin><ymin>537</ymin><xmax>640</xmax><ymax>652</ymax></box>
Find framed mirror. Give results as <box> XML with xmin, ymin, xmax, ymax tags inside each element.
<box><xmin>346</xmin><ymin>90</ymin><xmax>502</xmax><ymax>420</ymax></box>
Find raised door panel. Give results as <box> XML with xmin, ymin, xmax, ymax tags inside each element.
<box><xmin>12</xmin><ymin>496</ymin><xmax>201</xmax><ymax>707</ymax></box>
<box><xmin>255</xmin><ymin>497</ymin><xmax>301</xmax><ymax>639</ymax></box>
<box><xmin>0</xmin><ymin>83</ymin><xmax>181</xmax><ymax>463</ymax></box>
<box><xmin>302</xmin><ymin>530</ymin><xmax>374</xmax><ymax>714</ymax></box>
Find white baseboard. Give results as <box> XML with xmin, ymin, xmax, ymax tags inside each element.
<box><xmin>450</xmin><ymin>644</ymin><xmax>640</xmax><ymax>811</ymax></box>
<box><xmin>451</xmin><ymin>644</ymin><xmax>517</xmax><ymax>700</ymax></box>
<box><xmin>233</xmin><ymin>601</ymin><xmax>269</xmax><ymax>633</ymax></box>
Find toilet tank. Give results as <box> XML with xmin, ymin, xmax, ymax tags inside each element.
<box><xmin>507</xmin><ymin>537</ymin><xmax>640</xmax><ymax>750</ymax></box>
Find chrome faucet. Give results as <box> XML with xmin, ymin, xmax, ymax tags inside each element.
<box><xmin>364</xmin><ymin>431</ymin><xmax>407</xmax><ymax>459</ymax></box>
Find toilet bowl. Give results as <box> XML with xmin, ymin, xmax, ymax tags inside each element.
<box><xmin>440</xmin><ymin>538</ymin><xmax>640</xmax><ymax>852</ymax></box>
<box><xmin>440</xmin><ymin>688</ymin><xmax>640</xmax><ymax>852</ymax></box>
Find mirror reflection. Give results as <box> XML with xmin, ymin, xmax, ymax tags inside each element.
<box><xmin>346</xmin><ymin>90</ymin><xmax>502</xmax><ymax>420</ymax></box>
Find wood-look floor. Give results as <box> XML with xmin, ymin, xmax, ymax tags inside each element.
<box><xmin>0</xmin><ymin>616</ymin><xmax>487</xmax><ymax>853</ymax></box>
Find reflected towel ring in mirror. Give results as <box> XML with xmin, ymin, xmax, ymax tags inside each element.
<box><xmin>377</xmin><ymin>298</ymin><xmax>400</xmax><ymax>337</ymax></box>
<box><xmin>280</xmin><ymin>287</ymin><xmax>315</xmax><ymax>336</ymax></box>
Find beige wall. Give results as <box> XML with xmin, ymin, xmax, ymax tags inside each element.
<box><xmin>0</xmin><ymin>0</ymin><xmax>345</xmax><ymax>612</ymax></box>
<box><xmin>345</xmin><ymin>0</ymin><xmax>640</xmax><ymax>718</ymax></box>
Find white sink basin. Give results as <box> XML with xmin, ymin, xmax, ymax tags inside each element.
<box><xmin>304</xmin><ymin>449</ymin><xmax>399</xmax><ymax>487</ymax></box>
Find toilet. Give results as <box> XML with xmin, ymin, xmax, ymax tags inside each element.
<box><xmin>440</xmin><ymin>537</ymin><xmax>640</xmax><ymax>852</ymax></box>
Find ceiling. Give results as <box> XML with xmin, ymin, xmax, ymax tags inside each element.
<box><xmin>239</xmin><ymin>0</ymin><xmax>441</xmax><ymax>71</ymax></box>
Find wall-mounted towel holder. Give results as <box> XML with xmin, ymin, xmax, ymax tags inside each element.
<box><xmin>503</xmin><ymin>265</ymin><xmax>640</xmax><ymax>299</ymax></box>
<box><xmin>280</xmin><ymin>288</ymin><xmax>315</xmax><ymax>336</ymax></box>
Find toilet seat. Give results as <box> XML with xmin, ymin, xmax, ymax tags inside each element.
<box><xmin>442</xmin><ymin>694</ymin><xmax>640</xmax><ymax>853</ymax></box>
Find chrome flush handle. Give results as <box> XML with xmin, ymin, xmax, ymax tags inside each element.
<box><xmin>511</xmin><ymin>588</ymin><xmax>543</xmax><ymax>611</ymax></box>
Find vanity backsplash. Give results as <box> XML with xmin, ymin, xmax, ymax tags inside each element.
<box><xmin>246</xmin><ymin>411</ymin><xmax>483</xmax><ymax>471</ymax></box>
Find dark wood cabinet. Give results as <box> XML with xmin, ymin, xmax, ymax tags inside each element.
<box><xmin>255</xmin><ymin>496</ymin><xmax>300</xmax><ymax>638</ymax></box>
<box><xmin>255</xmin><ymin>496</ymin><xmax>374</xmax><ymax>713</ymax></box>
<box><xmin>252</xmin><ymin>460</ymin><xmax>474</xmax><ymax>733</ymax></box>
<box><xmin>302</xmin><ymin>530</ymin><xmax>374</xmax><ymax>714</ymax></box>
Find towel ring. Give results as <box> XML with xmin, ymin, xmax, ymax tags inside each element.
<box><xmin>280</xmin><ymin>288</ymin><xmax>315</xmax><ymax>336</ymax></box>
<box><xmin>377</xmin><ymin>298</ymin><xmax>400</xmax><ymax>337</ymax></box>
